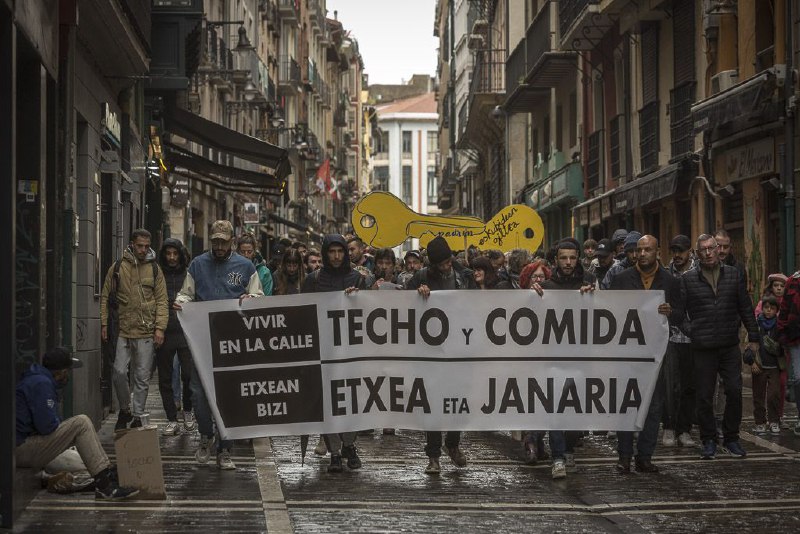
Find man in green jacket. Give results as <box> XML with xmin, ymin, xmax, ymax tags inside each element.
<box><xmin>100</xmin><ymin>228</ymin><xmax>168</xmax><ymax>430</ymax></box>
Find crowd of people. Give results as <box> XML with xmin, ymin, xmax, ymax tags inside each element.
<box><xmin>14</xmin><ymin>222</ymin><xmax>800</xmax><ymax>499</ymax></box>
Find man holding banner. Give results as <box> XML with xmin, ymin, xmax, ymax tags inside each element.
<box><xmin>610</xmin><ymin>235</ymin><xmax>683</xmax><ymax>473</ymax></box>
<box><xmin>301</xmin><ymin>234</ymin><xmax>369</xmax><ymax>473</ymax></box>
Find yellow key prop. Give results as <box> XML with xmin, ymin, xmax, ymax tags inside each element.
<box><xmin>351</xmin><ymin>192</ymin><xmax>545</xmax><ymax>252</ymax></box>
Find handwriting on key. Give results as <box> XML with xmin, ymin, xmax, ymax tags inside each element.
<box><xmin>351</xmin><ymin>192</ymin><xmax>544</xmax><ymax>253</ymax></box>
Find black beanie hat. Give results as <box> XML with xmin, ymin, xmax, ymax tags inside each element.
<box><xmin>426</xmin><ymin>236</ymin><xmax>452</xmax><ymax>265</ymax></box>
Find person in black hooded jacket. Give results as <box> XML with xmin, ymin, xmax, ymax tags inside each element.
<box><xmin>301</xmin><ymin>234</ymin><xmax>367</xmax><ymax>472</ymax></box>
<box><xmin>156</xmin><ymin>238</ymin><xmax>195</xmax><ymax>435</ymax></box>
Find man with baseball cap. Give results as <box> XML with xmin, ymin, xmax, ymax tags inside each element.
<box><xmin>397</xmin><ymin>250</ymin><xmax>423</xmax><ymax>288</ymax></box>
<box><xmin>590</xmin><ymin>238</ymin><xmax>617</xmax><ymax>284</ymax></box>
<box><xmin>16</xmin><ymin>347</ymin><xmax>139</xmax><ymax>500</ymax></box>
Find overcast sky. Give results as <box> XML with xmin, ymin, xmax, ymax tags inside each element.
<box><xmin>327</xmin><ymin>0</ymin><xmax>439</xmax><ymax>85</ymax></box>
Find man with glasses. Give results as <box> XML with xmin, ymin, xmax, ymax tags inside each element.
<box><xmin>681</xmin><ymin>234</ymin><xmax>759</xmax><ymax>460</ymax></box>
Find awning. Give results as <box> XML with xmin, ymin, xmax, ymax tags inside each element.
<box><xmin>268</xmin><ymin>213</ymin><xmax>323</xmax><ymax>241</ymax></box>
<box><xmin>162</xmin><ymin>105</ymin><xmax>291</xmax><ymax>184</ymax></box>
<box><xmin>611</xmin><ymin>162</ymin><xmax>691</xmax><ymax>214</ymax></box>
<box><xmin>691</xmin><ymin>69</ymin><xmax>776</xmax><ymax>133</ymax></box>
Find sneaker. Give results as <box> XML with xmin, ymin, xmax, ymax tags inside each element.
<box><xmin>446</xmin><ymin>446</ymin><xmax>467</xmax><ymax>467</ymax></box>
<box><xmin>662</xmin><ymin>429</ymin><xmax>676</xmax><ymax>447</ymax></box>
<box><xmin>634</xmin><ymin>457</ymin><xmax>659</xmax><ymax>473</ymax></box>
<box><xmin>779</xmin><ymin>418</ymin><xmax>789</xmax><ymax>430</ymax></box>
<box><xmin>314</xmin><ymin>437</ymin><xmax>327</xmax><ymax>456</ymax></box>
<box><xmin>753</xmin><ymin>424</ymin><xmax>767</xmax><ymax>435</ymax></box>
<box><xmin>114</xmin><ymin>410</ymin><xmax>132</xmax><ymax>431</ymax></box>
<box><xmin>677</xmin><ymin>432</ymin><xmax>696</xmax><ymax>447</ymax></box>
<box><xmin>723</xmin><ymin>440</ymin><xmax>747</xmax><ymax>457</ymax></box>
<box><xmin>701</xmin><ymin>440</ymin><xmax>716</xmax><ymax>460</ymax></box>
<box><xmin>95</xmin><ymin>469</ymin><xmax>138</xmax><ymax>501</ymax></box>
<box><xmin>328</xmin><ymin>454</ymin><xmax>343</xmax><ymax>473</ymax></box>
<box><xmin>382</xmin><ymin>428</ymin><xmax>396</xmax><ymax>435</ymax></box>
<box><xmin>551</xmin><ymin>459</ymin><xmax>567</xmax><ymax>479</ymax></box>
<box><xmin>163</xmin><ymin>421</ymin><xmax>179</xmax><ymax>436</ymax></box>
<box><xmin>564</xmin><ymin>453</ymin><xmax>577</xmax><ymax>472</ymax></box>
<box><xmin>216</xmin><ymin>450</ymin><xmax>236</xmax><ymax>470</ymax></box>
<box><xmin>129</xmin><ymin>417</ymin><xmax>142</xmax><ymax>429</ymax></box>
<box><xmin>341</xmin><ymin>445</ymin><xmax>362</xmax><ymax>469</ymax></box>
<box><xmin>425</xmin><ymin>458</ymin><xmax>441</xmax><ymax>474</ymax></box>
<box><xmin>195</xmin><ymin>435</ymin><xmax>216</xmax><ymax>465</ymax></box>
<box><xmin>183</xmin><ymin>412</ymin><xmax>197</xmax><ymax>432</ymax></box>
<box><xmin>769</xmin><ymin>422</ymin><xmax>781</xmax><ymax>434</ymax></box>
<box><xmin>615</xmin><ymin>455</ymin><xmax>631</xmax><ymax>474</ymax></box>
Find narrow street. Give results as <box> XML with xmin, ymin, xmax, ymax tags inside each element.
<box><xmin>12</xmin><ymin>381</ymin><xmax>800</xmax><ymax>533</ymax></box>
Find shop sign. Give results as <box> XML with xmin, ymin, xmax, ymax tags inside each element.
<box><xmin>725</xmin><ymin>138</ymin><xmax>774</xmax><ymax>182</ymax></box>
<box><xmin>578</xmin><ymin>206</ymin><xmax>589</xmax><ymax>227</ymax></box>
<box><xmin>101</xmin><ymin>103</ymin><xmax>121</xmax><ymax>147</ymax></box>
<box><xmin>171</xmin><ymin>176</ymin><xmax>189</xmax><ymax>207</ymax></box>
<box><xmin>601</xmin><ymin>195</ymin><xmax>612</xmax><ymax>220</ymax></box>
<box><xmin>589</xmin><ymin>201</ymin><xmax>601</xmax><ymax>227</ymax></box>
<box><xmin>244</xmin><ymin>202</ymin><xmax>260</xmax><ymax>224</ymax></box>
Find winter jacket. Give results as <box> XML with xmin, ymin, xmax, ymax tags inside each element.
<box><xmin>176</xmin><ymin>250</ymin><xmax>263</xmax><ymax>303</ymax></box>
<box><xmin>667</xmin><ymin>257</ymin><xmax>696</xmax><ymax>344</ymax></box>
<box><xmin>253</xmin><ymin>251</ymin><xmax>274</xmax><ymax>296</ymax></box>
<box><xmin>406</xmin><ymin>263</ymin><xmax>476</xmax><ymax>291</ymax></box>
<box><xmin>778</xmin><ymin>271</ymin><xmax>800</xmax><ymax>346</ymax></box>
<box><xmin>159</xmin><ymin>238</ymin><xmax>191</xmax><ymax>335</ymax></box>
<box><xmin>590</xmin><ymin>259</ymin><xmax>618</xmax><ymax>287</ymax></box>
<box><xmin>100</xmin><ymin>247</ymin><xmax>169</xmax><ymax>338</ymax></box>
<box><xmin>609</xmin><ymin>265</ymin><xmax>684</xmax><ymax>327</ymax></box>
<box><xmin>756</xmin><ymin>314</ymin><xmax>781</xmax><ymax>368</ymax></box>
<box><xmin>540</xmin><ymin>263</ymin><xmax>596</xmax><ymax>291</ymax></box>
<box><xmin>680</xmin><ymin>263</ymin><xmax>759</xmax><ymax>349</ymax></box>
<box><xmin>16</xmin><ymin>364</ymin><xmax>61</xmax><ymax>446</ymax></box>
<box><xmin>301</xmin><ymin>234</ymin><xmax>367</xmax><ymax>293</ymax></box>
<box><xmin>601</xmin><ymin>257</ymin><xmax>633</xmax><ymax>289</ymax></box>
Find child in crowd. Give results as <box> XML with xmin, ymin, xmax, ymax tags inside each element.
<box><xmin>747</xmin><ymin>295</ymin><xmax>784</xmax><ymax>434</ymax></box>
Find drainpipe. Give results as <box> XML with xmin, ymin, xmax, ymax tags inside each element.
<box><xmin>784</xmin><ymin>0</ymin><xmax>796</xmax><ymax>273</ymax></box>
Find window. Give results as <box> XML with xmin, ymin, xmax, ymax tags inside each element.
<box><xmin>402</xmin><ymin>131</ymin><xmax>412</xmax><ymax>157</ymax></box>
<box><xmin>402</xmin><ymin>165</ymin><xmax>412</xmax><ymax>204</ymax></box>
<box><xmin>374</xmin><ymin>165</ymin><xmax>389</xmax><ymax>191</ymax></box>
<box><xmin>427</xmin><ymin>166</ymin><xmax>437</xmax><ymax>204</ymax></box>
<box><xmin>374</xmin><ymin>130</ymin><xmax>389</xmax><ymax>155</ymax></box>
<box><xmin>427</xmin><ymin>131</ymin><xmax>438</xmax><ymax>155</ymax></box>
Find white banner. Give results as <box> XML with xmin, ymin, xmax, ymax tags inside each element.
<box><xmin>178</xmin><ymin>290</ymin><xmax>669</xmax><ymax>440</ymax></box>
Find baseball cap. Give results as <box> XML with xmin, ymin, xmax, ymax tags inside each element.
<box><xmin>210</xmin><ymin>220</ymin><xmax>234</xmax><ymax>241</ymax></box>
<box><xmin>404</xmin><ymin>250</ymin><xmax>421</xmax><ymax>260</ymax></box>
<box><xmin>42</xmin><ymin>347</ymin><xmax>83</xmax><ymax>371</ymax></box>
<box><xmin>669</xmin><ymin>234</ymin><xmax>691</xmax><ymax>252</ymax></box>
<box><xmin>595</xmin><ymin>239</ymin><xmax>613</xmax><ymax>257</ymax></box>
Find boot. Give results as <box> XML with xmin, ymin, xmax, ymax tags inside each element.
<box><xmin>114</xmin><ymin>410</ymin><xmax>132</xmax><ymax>431</ymax></box>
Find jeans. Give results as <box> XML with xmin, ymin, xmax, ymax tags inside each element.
<box><xmin>16</xmin><ymin>415</ymin><xmax>110</xmax><ymax>476</ymax></box>
<box><xmin>694</xmin><ymin>345</ymin><xmax>743</xmax><ymax>443</ymax></box>
<box><xmin>156</xmin><ymin>333</ymin><xmax>193</xmax><ymax>422</ymax></box>
<box><xmin>191</xmin><ymin>365</ymin><xmax>231</xmax><ymax>452</ymax></box>
<box><xmin>618</xmin><ymin>363</ymin><xmax>666</xmax><ymax>459</ymax></box>
<box><xmin>172</xmin><ymin>355</ymin><xmax>182</xmax><ymax>405</ymax></box>
<box><xmin>663</xmin><ymin>342</ymin><xmax>696</xmax><ymax>434</ymax></box>
<box><xmin>113</xmin><ymin>337</ymin><xmax>155</xmax><ymax>417</ymax></box>
<box><xmin>787</xmin><ymin>345</ymin><xmax>800</xmax><ymax>417</ymax></box>
<box><xmin>425</xmin><ymin>431</ymin><xmax>460</xmax><ymax>458</ymax></box>
<box><xmin>323</xmin><ymin>433</ymin><xmax>356</xmax><ymax>454</ymax></box>
<box><xmin>549</xmin><ymin>431</ymin><xmax>566</xmax><ymax>460</ymax></box>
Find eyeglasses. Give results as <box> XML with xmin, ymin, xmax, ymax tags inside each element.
<box><xmin>698</xmin><ymin>245</ymin><xmax>718</xmax><ymax>254</ymax></box>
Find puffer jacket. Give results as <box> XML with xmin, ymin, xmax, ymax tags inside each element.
<box><xmin>778</xmin><ymin>270</ymin><xmax>800</xmax><ymax>346</ymax></box>
<box><xmin>301</xmin><ymin>234</ymin><xmax>367</xmax><ymax>293</ymax></box>
<box><xmin>158</xmin><ymin>238</ymin><xmax>191</xmax><ymax>335</ymax></box>
<box><xmin>100</xmin><ymin>247</ymin><xmax>168</xmax><ymax>338</ymax></box>
<box><xmin>680</xmin><ymin>263</ymin><xmax>758</xmax><ymax>348</ymax></box>
<box><xmin>541</xmin><ymin>263</ymin><xmax>596</xmax><ymax>290</ymax></box>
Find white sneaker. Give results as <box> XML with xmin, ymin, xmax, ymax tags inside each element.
<box><xmin>195</xmin><ymin>435</ymin><xmax>215</xmax><ymax>465</ymax></box>
<box><xmin>551</xmin><ymin>459</ymin><xmax>567</xmax><ymax>479</ymax></box>
<box><xmin>753</xmin><ymin>424</ymin><xmax>767</xmax><ymax>434</ymax></box>
<box><xmin>216</xmin><ymin>450</ymin><xmax>236</xmax><ymax>470</ymax></box>
<box><xmin>564</xmin><ymin>453</ymin><xmax>577</xmax><ymax>473</ymax></box>
<box><xmin>662</xmin><ymin>429</ymin><xmax>676</xmax><ymax>447</ymax></box>
<box><xmin>770</xmin><ymin>422</ymin><xmax>781</xmax><ymax>434</ymax></box>
<box><xmin>163</xmin><ymin>421</ymin><xmax>179</xmax><ymax>436</ymax></box>
<box><xmin>677</xmin><ymin>432</ymin><xmax>696</xmax><ymax>447</ymax></box>
<box><xmin>183</xmin><ymin>412</ymin><xmax>197</xmax><ymax>432</ymax></box>
<box><xmin>314</xmin><ymin>437</ymin><xmax>327</xmax><ymax>456</ymax></box>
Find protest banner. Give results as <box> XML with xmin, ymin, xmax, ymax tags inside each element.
<box><xmin>178</xmin><ymin>290</ymin><xmax>669</xmax><ymax>440</ymax></box>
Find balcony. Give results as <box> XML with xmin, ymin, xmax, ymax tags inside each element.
<box><xmin>525</xmin><ymin>3</ymin><xmax>576</xmax><ymax>87</ymax></box>
<box><xmin>278</xmin><ymin>55</ymin><xmax>301</xmax><ymax>94</ymax></box>
<box><xmin>458</xmin><ymin>49</ymin><xmax>506</xmax><ymax>148</ymax></box>
<box><xmin>558</xmin><ymin>0</ymin><xmax>613</xmax><ymax>51</ymax></box>
<box><xmin>504</xmin><ymin>39</ymin><xmax>548</xmax><ymax>113</ymax></box>
<box><xmin>309</xmin><ymin>0</ymin><xmax>326</xmax><ymax>35</ymax></box>
<box><xmin>278</xmin><ymin>0</ymin><xmax>299</xmax><ymax>25</ymax></box>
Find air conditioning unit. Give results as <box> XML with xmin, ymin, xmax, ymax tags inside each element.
<box><xmin>711</xmin><ymin>70</ymin><xmax>739</xmax><ymax>94</ymax></box>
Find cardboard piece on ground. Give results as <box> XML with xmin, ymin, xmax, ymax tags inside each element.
<box><xmin>114</xmin><ymin>427</ymin><xmax>166</xmax><ymax>499</ymax></box>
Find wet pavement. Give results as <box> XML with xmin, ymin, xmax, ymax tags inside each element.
<box><xmin>11</xmin><ymin>378</ymin><xmax>800</xmax><ymax>533</ymax></box>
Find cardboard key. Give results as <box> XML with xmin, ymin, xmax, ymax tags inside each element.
<box><xmin>351</xmin><ymin>192</ymin><xmax>545</xmax><ymax>252</ymax></box>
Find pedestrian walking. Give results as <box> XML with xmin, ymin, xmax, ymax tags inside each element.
<box><xmin>601</xmin><ymin>231</ymin><xmax>641</xmax><ymax>289</ymax></box>
<box><xmin>273</xmin><ymin>248</ymin><xmax>305</xmax><ymax>295</ymax></box>
<box><xmin>748</xmin><ymin>295</ymin><xmax>783</xmax><ymax>434</ymax></box>
<box><xmin>156</xmin><ymin>238</ymin><xmax>195</xmax><ymax>435</ymax></box>
<box><xmin>174</xmin><ymin>220</ymin><xmax>264</xmax><ymax>470</ymax></box>
<box><xmin>681</xmin><ymin>233</ymin><xmax>759</xmax><ymax>459</ymax></box>
<box><xmin>304</xmin><ymin>248</ymin><xmax>323</xmax><ymax>273</ymax></box>
<box><xmin>581</xmin><ymin>238</ymin><xmax>597</xmax><ymax>271</ymax></box>
<box><xmin>589</xmin><ymin>238</ymin><xmax>617</xmax><ymax>284</ymax></box>
<box><xmin>347</xmin><ymin>235</ymin><xmax>374</xmax><ymax>273</ymax></box>
<box><xmin>100</xmin><ymin>228</ymin><xmax>168</xmax><ymax>430</ymax></box>
<box><xmin>237</xmin><ymin>233</ymin><xmax>274</xmax><ymax>296</ymax></box>
<box><xmin>397</xmin><ymin>250</ymin><xmax>423</xmax><ymax>288</ymax></box>
<box><xmin>777</xmin><ymin>269</ymin><xmax>800</xmax><ymax>436</ymax></box>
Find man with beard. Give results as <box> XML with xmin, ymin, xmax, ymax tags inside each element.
<box><xmin>371</xmin><ymin>248</ymin><xmax>401</xmax><ymax>289</ymax></box>
<box><xmin>347</xmin><ymin>236</ymin><xmax>375</xmax><ymax>273</ymax></box>
<box><xmin>714</xmin><ymin>228</ymin><xmax>747</xmax><ymax>286</ymax></box>
<box><xmin>407</xmin><ymin>236</ymin><xmax>475</xmax><ymax>474</ymax></box>
<box><xmin>156</xmin><ymin>238</ymin><xmax>195</xmax><ymax>436</ymax></box>
<box><xmin>611</xmin><ymin>235</ymin><xmax>684</xmax><ymax>473</ymax></box>
<box><xmin>531</xmin><ymin>239</ymin><xmax>596</xmax><ymax>479</ymax></box>
<box><xmin>174</xmin><ymin>220</ymin><xmax>264</xmax><ymax>470</ymax></box>
<box><xmin>16</xmin><ymin>348</ymin><xmax>139</xmax><ymax>500</ymax></box>
<box><xmin>304</xmin><ymin>248</ymin><xmax>323</xmax><ymax>273</ymax></box>
<box><xmin>397</xmin><ymin>250</ymin><xmax>423</xmax><ymax>288</ymax></box>
<box><xmin>601</xmin><ymin>231</ymin><xmax>642</xmax><ymax>289</ymax></box>
<box><xmin>302</xmin><ymin>234</ymin><xmax>368</xmax><ymax>472</ymax></box>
